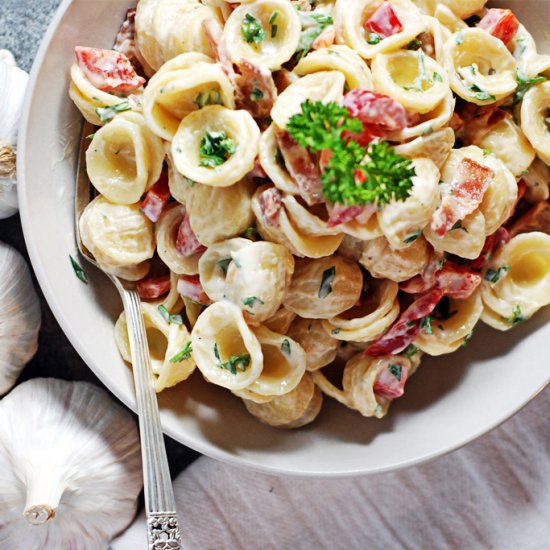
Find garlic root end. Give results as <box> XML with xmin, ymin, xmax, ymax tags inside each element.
<box><xmin>24</xmin><ymin>504</ymin><xmax>57</xmax><ymax>525</ymax></box>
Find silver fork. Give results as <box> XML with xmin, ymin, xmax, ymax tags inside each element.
<box><xmin>75</xmin><ymin>122</ymin><xmax>182</xmax><ymax>550</ymax></box>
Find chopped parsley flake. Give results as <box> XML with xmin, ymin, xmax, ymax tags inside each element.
<box><xmin>420</xmin><ymin>314</ymin><xmax>434</xmax><ymax>335</ymax></box>
<box><xmin>199</xmin><ymin>131</ymin><xmax>236</xmax><ymax>168</ymax></box>
<box><xmin>242</xmin><ymin>296</ymin><xmax>265</xmax><ymax>308</ymax></box>
<box><xmin>484</xmin><ymin>265</ymin><xmax>511</xmax><ymax>284</ymax></box>
<box><xmin>95</xmin><ymin>100</ymin><xmax>131</xmax><ymax>122</ymax></box>
<box><xmin>331</xmin><ymin>328</ymin><xmax>341</xmax><ymax>335</ymax></box>
<box><xmin>404</xmin><ymin>344</ymin><xmax>418</xmax><ymax>358</ymax></box>
<box><xmin>217</xmin><ymin>258</ymin><xmax>232</xmax><ymax>276</ymax></box>
<box><xmin>295</xmin><ymin>12</ymin><xmax>334</xmax><ymax>60</ymax></box>
<box><xmin>451</xmin><ymin>220</ymin><xmax>469</xmax><ymax>233</ymax></box>
<box><xmin>250</xmin><ymin>83</ymin><xmax>264</xmax><ymax>102</ymax></box>
<box><xmin>319</xmin><ymin>266</ymin><xmax>336</xmax><ymax>299</ymax></box>
<box><xmin>169</xmin><ymin>341</ymin><xmax>193</xmax><ymax>363</ymax></box>
<box><xmin>193</xmin><ymin>89</ymin><xmax>222</xmax><ymax>109</ymax></box>
<box><xmin>514</xmin><ymin>70</ymin><xmax>547</xmax><ymax>104</ymax></box>
<box><xmin>406</xmin><ymin>38</ymin><xmax>422</xmax><ymax>50</ymax></box>
<box><xmin>280</xmin><ymin>338</ymin><xmax>291</xmax><ymax>356</ymax></box>
<box><xmin>241</xmin><ymin>13</ymin><xmax>265</xmax><ymax>44</ymax></box>
<box><xmin>504</xmin><ymin>305</ymin><xmax>525</xmax><ymax>326</ymax></box>
<box><xmin>367</xmin><ymin>32</ymin><xmax>381</xmax><ymax>45</ymax></box>
<box><xmin>269</xmin><ymin>11</ymin><xmax>279</xmax><ymax>38</ymax></box>
<box><xmin>69</xmin><ymin>255</ymin><xmax>88</xmax><ymax>284</ymax></box>
<box><xmin>214</xmin><ymin>343</ymin><xmax>251</xmax><ymax>375</ymax></box>
<box><xmin>433</xmin><ymin>72</ymin><xmax>443</xmax><ymax>83</ymax></box>
<box><xmin>470</xmin><ymin>84</ymin><xmax>496</xmax><ymax>102</ymax></box>
<box><xmin>242</xmin><ymin>226</ymin><xmax>258</xmax><ymax>239</ymax></box>
<box><xmin>158</xmin><ymin>305</ymin><xmax>183</xmax><ymax>325</ymax></box>
<box><xmin>388</xmin><ymin>364</ymin><xmax>403</xmax><ymax>382</ymax></box>
<box><xmin>404</xmin><ymin>230</ymin><xmax>422</xmax><ymax>244</ymax></box>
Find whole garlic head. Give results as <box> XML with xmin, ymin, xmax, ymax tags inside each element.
<box><xmin>0</xmin><ymin>378</ymin><xmax>143</xmax><ymax>549</ymax></box>
<box><xmin>0</xmin><ymin>52</ymin><xmax>29</xmax><ymax>219</ymax></box>
<box><xmin>0</xmin><ymin>242</ymin><xmax>41</xmax><ymax>395</ymax></box>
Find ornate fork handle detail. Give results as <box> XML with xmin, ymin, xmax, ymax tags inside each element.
<box><xmin>148</xmin><ymin>513</ymin><xmax>182</xmax><ymax>550</ymax></box>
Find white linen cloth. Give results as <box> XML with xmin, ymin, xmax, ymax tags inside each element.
<box><xmin>112</xmin><ymin>386</ymin><xmax>550</xmax><ymax>550</ymax></box>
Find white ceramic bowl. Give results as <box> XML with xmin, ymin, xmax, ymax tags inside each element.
<box><xmin>18</xmin><ymin>0</ymin><xmax>550</xmax><ymax>476</ymax></box>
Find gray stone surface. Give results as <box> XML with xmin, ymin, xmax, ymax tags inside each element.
<box><xmin>0</xmin><ymin>0</ymin><xmax>198</xmax><ymax>477</ymax></box>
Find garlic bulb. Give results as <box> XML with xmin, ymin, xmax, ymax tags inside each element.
<box><xmin>0</xmin><ymin>378</ymin><xmax>143</xmax><ymax>549</ymax></box>
<box><xmin>0</xmin><ymin>51</ymin><xmax>29</xmax><ymax>219</ymax></box>
<box><xmin>0</xmin><ymin>242</ymin><xmax>41</xmax><ymax>395</ymax></box>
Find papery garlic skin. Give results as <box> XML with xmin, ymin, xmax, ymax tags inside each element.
<box><xmin>0</xmin><ymin>55</ymin><xmax>29</xmax><ymax>219</ymax></box>
<box><xmin>0</xmin><ymin>242</ymin><xmax>41</xmax><ymax>395</ymax></box>
<box><xmin>0</xmin><ymin>378</ymin><xmax>143</xmax><ymax>549</ymax></box>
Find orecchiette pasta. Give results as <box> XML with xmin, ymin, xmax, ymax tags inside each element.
<box><xmin>86</xmin><ymin>112</ymin><xmax>165</xmax><ymax>204</ymax></box>
<box><xmin>171</xmin><ymin>105</ymin><xmax>260</xmax><ymax>186</ymax></box>
<box><xmin>74</xmin><ymin>1</ymin><xmax>550</xmax><ymax>429</ymax></box>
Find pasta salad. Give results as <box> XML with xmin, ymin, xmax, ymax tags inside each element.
<box><xmin>70</xmin><ymin>0</ymin><xmax>550</xmax><ymax>429</ymax></box>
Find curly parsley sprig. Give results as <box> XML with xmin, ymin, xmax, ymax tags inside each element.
<box><xmin>286</xmin><ymin>100</ymin><xmax>416</xmax><ymax>206</ymax></box>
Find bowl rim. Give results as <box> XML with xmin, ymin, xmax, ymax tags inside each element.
<box><xmin>16</xmin><ymin>0</ymin><xmax>550</xmax><ymax>478</ymax></box>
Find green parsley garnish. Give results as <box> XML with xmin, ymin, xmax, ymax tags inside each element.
<box><xmin>269</xmin><ymin>11</ymin><xmax>279</xmax><ymax>38</ymax></box>
<box><xmin>433</xmin><ymin>72</ymin><xmax>443</xmax><ymax>83</ymax></box>
<box><xmin>286</xmin><ymin>101</ymin><xmax>416</xmax><ymax>207</ymax></box>
<box><xmin>69</xmin><ymin>255</ymin><xmax>88</xmax><ymax>284</ymax></box>
<box><xmin>158</xmin><ymin>305</ymin><xmax>183</xmax><ymax>325</ymax></box>
<box><xmin>280</xmin><ymin>339</ymin><xmax>291</xmax><ymax>357</ymax></box>
<box><xmin>404</xmin><ymin>230</ymin><xmax>421</xmax><ymax>244</ymax></box>
<box><xmin>295</xmin><ymin>12</ymin><xmax>333</xmax><ymax>60</ymax></box>
<box><xmin>504</xmin><ymin>305</ymin><xmax>525</xmax><ymax>326</ymax></box>
<box><xmin>217</xmin><ymin>258</ymin><xmax>232</xmax><ymax>276</ymax></box>
<box><xmin>169</xmin><ymin>341</ymin><xmax>193</xmax><ymax>363</ymax></box>
<box><xmin>241</xmin><ymin>13</ymin><xmax>265</xmax><ymax>44</ymax></box>
<box><xmin>470</xmin><ymin>84</ymin><xmax>496</xmax><ymax>102</ymax></box>
<box><xmin>86</xmin><ymin>133</ymin><xmax>95</xmax><ymax>139</ymax></box>
<box><xmin>242</xmin><ymin>296</ymin><xmax>265</xmax><ymax>308</ymax></box>
<box><xmin>367</xmin><ymin>33</ymin><xmax>381</xmax><ymax>45</ymax></box>
<box><xmin>388</xmin><ymin>364</ymin><xmax>403</xmax><ymax>382</ymax></box>
<box><xmin>193</xmin><ymin>90</ymin><xmax>222</xmax><ymax>109</ymax></box>
<box><xmin>331</xmin><ymin>328</ymin><xmax>341</xmax><ymax>335</ymax></box>
<box><xmin>95</xmin><ymin>100</ymin><xmax>131</xmax><ymax>123</ymax></box>
<box><xmin>406</xmin><ymin>38</ymin><xmax>422</xmax><ymax>50</ymax></box>
<box><xmin>319</xmin><ymin>266</ymin><xmax>336</xmax><ymax>299</ymax></box>
<box><xmin>484</xmin><ymin>265</ymin><xmax>511</xmax><ymax>284</ymax></box>
<box><xmin>250</xmin><ymin>83</ymin><xmax>264</xmax><ymax>102</ymax></box>
<box><xmin>214</xmin><ymin>343</ymin><xmax>251</xmax><ymax>375</ymax></box>
<box><xmin>514</xmin><ymin>70</ymin><xmax>547</xmax><ymax>104</ymax></box>
<box><xmin>420</xmin><ymin>315</ymin><xmax>434</xmax><ymax>335</ymax></box>
<box><xmin>199</xmin><ymin>131</ymin><xmax>236</xmax><ymax>168</ymax></box>
<box><xmin>241</xmin><ymin>226</ymin><xmax>258</xmax><ymax>239</ymax></box>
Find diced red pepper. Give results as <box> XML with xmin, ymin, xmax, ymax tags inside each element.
<box><xmin>136</xmin><ymin>275</ymin><xmax>171</xmax><ymax>300</ymax></box>
<box><xmin>175</xmin><ymin>210</ymin><xmax>206</xmax><ymax>257</ymax></box>
<box><xmin>140</xmin><ymin>171</ymin><xmax>170</xmax><ymax>223</ymax></box>
<box><xmin>364</xmin><ymin>1</ymin><xmax>404</xmax><ymax>39</ymax></box>
<box><xmin>477</xmin><ymin>8</ymin><xmax>519</xmax><ymax>46</ymax></box>
<box><xmin>75</xmin><ymin>46</ymin><xmax>145</xmax><ymax>93</ymax></box>
<box><xmin>177</xmin><ymin>275</ymin><xmax>212</xmax><ymax>305</ymax></box>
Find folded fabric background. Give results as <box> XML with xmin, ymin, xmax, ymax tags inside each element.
<box><xmin>112</xmin><ymin>387</ymin><xmax>550</xmax><ymax>550</ymax></box>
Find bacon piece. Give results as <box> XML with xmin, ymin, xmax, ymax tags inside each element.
<box><xmin>343</xmin><ymin>90</ymin><xmax>409</xmax><ymax>133</ymax></box>
<box><xmin>113</xmin><ymin>8</ymin><xmax>144</xmax><ymax>75</ymax></box>
<box><xmin>274</xmin><ymin>69</ymin><xmax>299</xmax><ymax>93</ymax></box>
<box><xmin>202</xmin><ymin>18</ymin><xmax>237</xmax><ymax>84</ymax></box>
<box><xmin>477</xmin><ymin>8</ymin><xmax>519</xmax><ymax>45</ymax></box>
<box><xmin>177</xmin><ymin>275</ymin><xmax>212</xmax><ymax>305</ymax></box>
<box><xmin>250</xmin><ymin>157</ymin><xmax>267</xmax><ymax>179</ymax></box>
<box><xmin>235</xmin><ymin>59</ymin><xmax>278</xmax><ymax>119</ymax></box>
<box><xmin>366</xmin><ymin>288</ymin><xmax>444</xmax><ymax>356</ymax></box>
<box><xmin>312</xmin><ymin>27</ymin><xmax>336</xmax><ymax>50</ymax></box>
<box><xmin>140</xmin><ymin>171</ymin><xmax>170</xmax><ymax>223</ymax></box>
<box><xmin>373</xmin><ymin>362</ymin><xmax>410</xmax><ymax>401</ymax></box>
<box><xmin>327</xmin><ymin>203</ymin><xmax>376</xmax><ymax>228</ymax></box>
<box><xmin>176</xmin><ymin>210</ymin><xmax>206</xmax><ymax>257</ymax></box>
<box><xmin>507</xmin><ymin>202</ymin><xmax>550</xmax><ymax>238</ymax></box>
<box><xmin>417</xmin><ymin>32</ymin><xmax>435</xmax><ymax>57</ymax></box>
<box><xmin>274</xmin><ymin>129</ymin><xmax>323</xmax><ymax>206</ymax></box>
<box><xmin>449</xmin><ymin>112</ymin><xmax>464</xmax><ymax>134</ymax></box>
<box><xmin>431</xmin><ymin>158</ymin><xmax>494</xmax><ymax>236</ymax></box>
<box><xmin>136</xmin><ymin>275</ymin><xmax>171</xmax><ymax>300</ymax></box>
<box><xmin>459</xmin><ymin>103</ymin><xmax>511</xmax><ymax>145</ymax></box>
<box><xmin>470</xmin><ymin>227</ymin><xmax>511</xmax><ymax>270</ymax></box>
<box><xmin>258</xmin><ymin>187</ymin><xmax>282</xmax><ymax>226</ymax></box>
<box><xmin>364</xmin><ymin>1</ymin><xmax>403</xmax><ymax>38</ymax></box>
<box><xmin>74</xmin><ymin>46</ymin><xmax>145</xmax><ymax>93</ymax></box>
<box><xmin>401</xmin><ymin>260</ymin><xmax>482</xmax><ymax>300</ymax></box>
<box><xmin>509</xmin><ymin>179</ymin><xmax>527</xmax><ymax>220</ymax></box>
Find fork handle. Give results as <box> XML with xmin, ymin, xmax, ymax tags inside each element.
<box><xmin>119</xmin><ymin>287</ymin><xmax>182</xmax><ymax>549</ymax></box>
